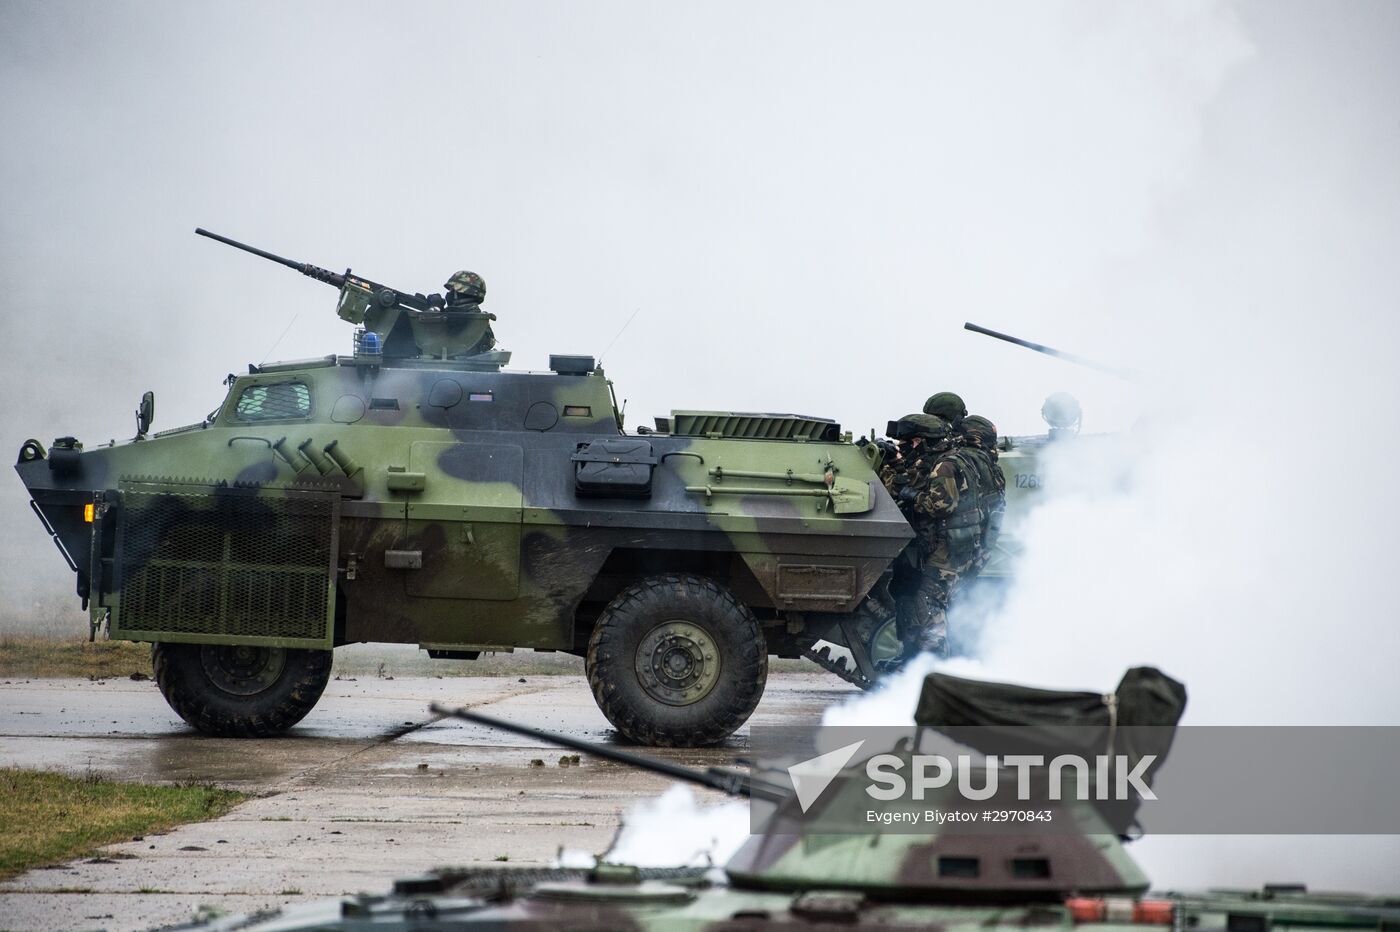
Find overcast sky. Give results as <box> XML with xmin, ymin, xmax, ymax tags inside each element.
<box><xmin>3</xmin><ymin>0</ymin><xmax>1399</xmax><ymax>882</ymax></box>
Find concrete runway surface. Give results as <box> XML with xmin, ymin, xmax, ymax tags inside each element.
<box><xmin>0</xmin><ymin>671</ymin><xmax>853</xmax><ymax>931</ymax></box>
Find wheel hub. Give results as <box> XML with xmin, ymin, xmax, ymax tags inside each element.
<box><xmin>200</xmin><ymin>645</ymin><xmax>287</xmax><ymax>696</ymax></box>
<box><xmin>635</xmin><ymin>621</ymin><xmax>720</xmax><ymax>706</ymax></box>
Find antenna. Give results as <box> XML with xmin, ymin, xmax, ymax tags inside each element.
<box><xmin>259</xmin><ymin>311</ymin><xmax>300</xmax><ymax>367</ymax></box>
<box><xmin>598</xmin><ymin>307</ymin><xmax>640</xmax><ymax>366</ymax></box>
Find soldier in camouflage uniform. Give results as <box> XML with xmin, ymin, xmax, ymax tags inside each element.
<box><xmin>878</xmin><ymin>415</ymin><xmax>929</xmax><ymax>662</ymax></box>
<box><xmin>444</xmin><ymin>270</ymin><xmax>487</xmax><ymax>309</ymax></box>
<box><xmin>958</xmin><ymin>414</ymin><xmax>1006</xmax><ymax>573</ymax></box>
<box><xmin>440</xmin><ymin>270</ymin><xmax>497</xmax><ymax>355</ymax></box>
<box><xmin>881</xmin><ymin>414</ymin><xmax>983</xmax><ymax>663</ymax></box>
<box><xmin>921</xmin><ymin>392</ymin><xmax>1004</xmax><ymax>573</ymax></box>
<box><xmin>924</xmin><ymin>391</ymin><xmax>967</xmax><ymax>432</ymax></box>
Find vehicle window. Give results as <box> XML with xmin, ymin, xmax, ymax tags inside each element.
<box><xmin>234</xmin><ymin>381</ymin><xmax>311</xmax><ymax>420</ymax></box>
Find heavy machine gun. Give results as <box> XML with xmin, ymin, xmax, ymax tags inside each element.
<box><xmin>196</xmin><ymin>228</ymin><xmax>499</xmax><ymax>359</ymax></box>
<box><xmin>197</xmin><ymin>227</ymin><xmax>447</xmax><ymax>315</ymax></box>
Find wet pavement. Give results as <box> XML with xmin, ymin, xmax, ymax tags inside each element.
<box><xmin>0</xmin><ymin>671</ymin><xmax>852</xmax><ymax>931</ymax></box>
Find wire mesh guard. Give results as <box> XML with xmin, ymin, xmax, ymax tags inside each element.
<box><xmin>235</xmin><ymin>381</ymin><xmax>311</xmax><ymax>420</ymax></box>
<box><xmin>113</xmin><ymin>484</ymin><xmax>337</xmax><ymax>643</ymax></box>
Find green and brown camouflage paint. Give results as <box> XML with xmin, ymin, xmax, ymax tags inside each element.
<box><xmin>16</xmin><ymin>354</ymin><xmax>916</xmax><ymax>658</ymax></box>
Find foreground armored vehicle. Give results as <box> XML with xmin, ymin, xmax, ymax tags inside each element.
<box><xmin>16</xmin><ymin>230</ymin><xmax>922</xmax><ymax>745</ymax></box>
<box><xmin>167</xmin><ymin>668</ymin><xmax>1400</xmax><ymax>931</ymax></box>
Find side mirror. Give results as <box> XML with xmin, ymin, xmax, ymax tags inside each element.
<box><xmin>136</xmin><ymin>391</ymin><xmax>155</xmax><ymax>438</ymax></box>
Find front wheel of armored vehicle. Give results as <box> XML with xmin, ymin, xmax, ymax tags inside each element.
<box><xmin>152</xmin><ymin>643</ymin><xmax>333</xmax><ymax>738</ymax></box>
<box><xmin>586</xmin><ymin>574</ymin><xmax>767</xmax><ymax>747</ymax></box>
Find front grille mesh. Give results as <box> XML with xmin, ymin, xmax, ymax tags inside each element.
<box><xmin>114</xmin><ymin>484</ymin><xmax>337</xmax><ymax>643</ymax></box>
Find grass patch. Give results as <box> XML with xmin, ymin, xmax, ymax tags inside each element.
<box><xmin>0</xmin><ymin>636</ymin><xmax>152</xmax><ymax>679</ymax></box>
<box><xmin>0</xmin><ymin>769</ymin><xmax>245</xmax><ymax>879</ymax></box>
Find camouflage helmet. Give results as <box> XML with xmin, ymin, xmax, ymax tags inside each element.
<box><xmin>444</xmin><ymin>270</ymin><xmax>486</xmax><ymax>304</ymax></box>
<box><xmin>923</xmin><ymin>391</ymin><xmax>967</xmax><ymax>423</ymax></box>
<box><xmin>961</xmin><ymin>414</ymin><xmax>998</xmax><ymax>449</ymax></box>
<box><xmin>896</xmin><ymin>413</ymin><xmax>951</xmax><ymax>445</ymax></box>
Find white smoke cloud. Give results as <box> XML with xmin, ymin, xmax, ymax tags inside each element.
<box><xmin>556</xmin><ymin>784</ymin><xmax>750</xmax><ymax>869</ymax></box>
<box><xmin>816</xmin><ymin>0</ymin><xmax>1400</xmax><ymax>888</ymax></box>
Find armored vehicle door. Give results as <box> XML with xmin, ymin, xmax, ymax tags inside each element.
<box><xmin>400</xmin><ymin>442</ymin><xmax>523</xmax><ymax>601</ymax></box>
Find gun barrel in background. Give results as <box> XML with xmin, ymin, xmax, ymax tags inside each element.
<box><xmin>964</xmin><ymin>321</ymin><xmax>1135</xmax><ymax>380</ymax></box>
<box><xmin>428</xmin><ymin>703</ymin><xmax>788</xmax><ymax>803</ymax></box>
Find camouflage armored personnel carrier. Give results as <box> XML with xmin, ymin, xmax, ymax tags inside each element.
<box><xmin>16</xmin><ymin>229</ymin><xmax>927</xmax><ymax>746</ymax></box>
<box><xmin>165</xmin><ymin>667</ymin><xmax>1400</xmax><ymax>931</ymax></box>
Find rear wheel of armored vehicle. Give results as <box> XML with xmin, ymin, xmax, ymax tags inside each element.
<box><xmin>586</xmin><ymin>573</ymin><xmax>767</xmax><ymax>747</ymax></box>
<box><xmin>152</xmin><ymin>642</ymin><xmax>333</xmax><ymax>738</ymax></box>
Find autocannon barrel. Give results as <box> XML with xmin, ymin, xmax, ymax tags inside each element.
<box><xmin>964</xmin><ymin>321</ymin><xmax>1134</xmax><ymax>380</ymax></box>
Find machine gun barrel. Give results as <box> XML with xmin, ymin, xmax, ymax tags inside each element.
<box><xmin>196</xmin><ymin>228</ymin><xmax>347</xmax><ymax>288</ymax></box>
<box><xmin>428</xmin><ymin>703</ymin><xmax>789</xmax><ymax>803</ymax></box>
<box><xmin>964</xmin><ymin>321</ymin><xmax>1134</xmax><ymax>380</ymax></box>
<box><xmin>197</xmin><ymin>227</ymin><xmax>453</xmax><ymax>314</ymax></box>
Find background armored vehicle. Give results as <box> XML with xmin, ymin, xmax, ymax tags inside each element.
<box><xmin>169</xmin><ymin>668</ymin><xmax>1400</xmax><ymax>932</ymax></box>
<box><xmin>16</xmin><ymin>230</ymin><xmax>924</xmax><ymax>746</ymax></box>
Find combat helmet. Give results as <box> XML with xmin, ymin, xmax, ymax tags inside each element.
<box><xmin>961</xmin><ymin>414</ymin><xmax>998</xmax><ymax>450</ymax></box>
<box><xmin>893</xmin><ymin>413</ymin><xmax>951</xmax><ymax>448</ymax></box>
<box><xmin>444</xmin><ymin>270</ymin><xmax>486</xmax><ymax>305</ymax></box>
<box><xmin>923</xmin><ymin>391</ymin><xmax>966</xmax><ymax>424</ymax></box>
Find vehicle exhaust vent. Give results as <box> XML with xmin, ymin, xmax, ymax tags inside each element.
<box><xmin>667</xmin><ymin>410</ymin><xmax>841</xmax><ymax>442</ymax></box>
<box><xmin>110</xmin><ymin>482</ymin><xmax>338</xmax><ymax>647</ymax></box>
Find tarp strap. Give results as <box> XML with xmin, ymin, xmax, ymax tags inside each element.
<box><xmin>1103</xmin><ymin>692</ymin><xmax>1119</xmax><ymax>757</ymax></box>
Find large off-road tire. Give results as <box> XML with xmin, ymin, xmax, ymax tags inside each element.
<box><xmin>152</xmin><ymin>642</ymin><xmax>333</xmax><ymax>738</ymax></box>
<box><xmin>585</xmin><ymin>573</ymin><xmax>767</xmax><ymax>747</ymax></box>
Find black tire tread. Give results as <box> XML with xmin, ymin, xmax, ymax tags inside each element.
<box><xmin>586</xmin><ymin>573</ymin><xmax>767</xmax><ymax>747</ymax></box>
<box><xmin>152</xmin><ymin>643</ymin><xmax>333</xmax><ymax>738</ymax></box>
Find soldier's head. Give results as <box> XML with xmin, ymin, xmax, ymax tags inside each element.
<box><xmin>444</xmin><ymin>270</ymin><xmax>486</xmax><ymax>307</ymax></box>
<box><xmin>896</xmin><ymin>413</ymin><xmax>952</xmax><ymax>452</ymax></box>
<box><xmin>923</xmin><ymin>392</ymin><xmax>967</xmax><ymax>426</ymax></box>
<box><xmin>961</xmin><ymin>415</ymin><xmax>998</xmax><ymax>451</ymax></box>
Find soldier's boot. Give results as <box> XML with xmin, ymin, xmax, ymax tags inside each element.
<box><xmin>878</xmin><ymin>597</ymin><xmax>919</xmax><ymax>674</ymax></box>
<box><xmin>883</xmin><ymin>578</ymin><xmax>950</xmax><ymax>669</ymax></box>
<box><xmin>906</xmin><ymin>573</ymin><xmax>951</xmax><ymax>660</ymax></box>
